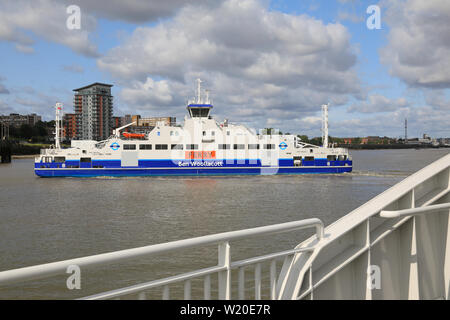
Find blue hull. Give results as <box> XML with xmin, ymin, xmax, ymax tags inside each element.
<box><xmin>35</xmin><ymin>166</ymin><xmax>352</xmax><ymax>177</ymax></box>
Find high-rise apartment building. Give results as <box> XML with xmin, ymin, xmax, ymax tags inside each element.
<box><xmin>63</xmin><ymin>113</ymin><xmax>77</xmax><ymax>141</ymax></box>
<box><xmin>73</xmin><ymin>83</ymin><xmax>113</xmax><ymax>141</ymax></box>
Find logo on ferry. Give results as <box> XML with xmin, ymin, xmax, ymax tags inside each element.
<box><xmin>110</xmin><ymin>142</ymin><xmax>120</xmax><ymax>150</ymax></box>
<box><xmin>279</xmin><ymin>142</ymin><xmax>288</xmax><ymax>150</ymax></box>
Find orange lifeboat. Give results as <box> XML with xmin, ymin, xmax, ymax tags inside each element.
<box><xmin>122</xmin><ymin>132</ymin><xmax>146</xmax><ymax>139</ymax></box>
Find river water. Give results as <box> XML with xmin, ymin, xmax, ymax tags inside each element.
<box><xmin>0</xmin><ymin>148</ymin><xmax>448</xmax><ymax>299</ymax></box>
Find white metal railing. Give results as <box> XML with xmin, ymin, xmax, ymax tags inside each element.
<box><xmin>0</xmin><ymin>219</ymin><xmax>323</xmax><ymax>300</ymax></box>
<box><xmin>281</xmin><ymin>152</ymin><xmax>450</xmax><ymax>300</ymax></box>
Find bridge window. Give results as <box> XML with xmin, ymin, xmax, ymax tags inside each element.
<box><xmin>80</xmin><ymin>157</ymin><xmax>91</xmax><ymax>162</ymax></box>
<box><xmin>186</xmin><ymin>144</ymin><xmax>198</xmax><ymax>150</ymax></box>
<box><xmin>155</xmin><ymin>144</ymin><xmax>168</xmax><ymax>150</ymax></box>
<box><xmin>234</xmin><ymin>144</ymin><xmax>245</xmax><ymax>150</ymax></box>
<box><xmin>218</xmin><ymin>144</ymin><xmax>230</xmax><ymax>150</ymax></box>
<box><xmin>264</xmin><ymin>144</ymin><xmax>275</xmax><ymax>149</ymax></box>
<box><xmin>248</xmin><ymin>144</ymin><xmax>260</xmax><ymax>149</ymax></box>
<box><xmin>139</xmin><ymin>144</ymin><xmax>152</xmax><ymax>150</ymax></box>
<box><xmin>190</xmin><ymin>108</ymin><xmax>210</xmax><ymax>118</ymax></box>
<box><xmin>304</xmin><ymin>156</ymin><xmax>314</xmax><ymax>161</ymax></box>
<box><xmin>171</xmin><ymin>144</ymin><xmax>183</xmax><ymax>150</ymax></box>
<box><xmin>54</xmin><ymin>157</ymin><xmax>66</xmax><ymax>162</ymax></box>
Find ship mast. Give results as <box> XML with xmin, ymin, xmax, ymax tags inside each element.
<box><xmin>54</xmin><ymin>103</ymin><xmax>62</xmax><ymax>149</ymax></box>
<box><xmin>322</xmin><ymin>103</ymin><xmax>329</xmax><ymax>148</ymax></box>
<box><xmin>196</xmin><ymin>78</ymin><xmax>203</xmax><ymax>104</ymax></box>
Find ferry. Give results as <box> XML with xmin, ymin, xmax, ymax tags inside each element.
<box><xmin>35</xmin><ymin>80</ymin><xmax>352</xmax><ymax>177</ymax></box>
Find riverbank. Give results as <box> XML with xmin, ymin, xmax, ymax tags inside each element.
<box><xmin>12</xmin><ymin>154</ymin><xmax>39</xmax><ymax>159</ymax></box>
<box><xmin>339</xmin><ymin>144</ymin><xmax>449</xmax><ymax>150</ymax></box>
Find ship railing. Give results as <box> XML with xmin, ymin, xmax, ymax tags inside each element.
<box><xmin>0</xmin><ymin>219</ymin><xmax>324</xmax><ymax>300</ymax></box>
<box><xmin>279</xmin><ymin>152</ymin><xmax>450</xmax><ymax>300</ymax></box>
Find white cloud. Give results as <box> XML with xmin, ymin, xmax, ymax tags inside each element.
<box><xmin>98</xmin><ymin>0</ymin><xmax>362</xmax><ymax>131</ymax></box>
<box><xmin>66</xmin><ymin>0</ymin><xmax>222</xmax><ymax>23</ymax></box>
<box><xmin>62</xmin><ymin>64</ymin><xmax>84</xmax><ymax>73</ymax></box>
<box><xmin>380</xmin><ymin>0</ymin><xmax>450</xmax><ymax>88</ymax></box>
<box><xmin>347</xmin><ymin>94</ymin><xmax>409</xmax><ymax>113</ymax></box>
<box><xmin>0</xmin><ymin>77</ymin><xmax>10</xmax><ymax>94</ymax></box>
<box><xmin>0</xmin><ymin>0</ymin><xmax>98</xmax><ymax>57</ymax></box>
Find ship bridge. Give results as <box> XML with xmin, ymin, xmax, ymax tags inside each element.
<box><xmin>186</xmin><ymin>79</ymin><xmax>213</xmax><ymax>118</ymax></box>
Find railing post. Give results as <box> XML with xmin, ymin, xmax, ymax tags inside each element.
<box><xmin>270</xmin><ymin>260</ymin><xmax>277</xmax><ymax>300</ymax></box>
<box><xmin>218</xmin><ymin>242</ymin><xmax>231</xmax><ymax>300</ymax></box>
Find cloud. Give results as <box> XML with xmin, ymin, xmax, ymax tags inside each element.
<box><xmin>0</xmin><ymin>77</ymin><xmax>10</xmax><ymax>94</ymax></box>
<box><xmin>0</xmin><ymin>100</ymin><xmax>13</xmax><ymax>114</ymax></box>
<box><xmin>0</xmin><ymin>0</ymin><xmax>99</xmax><ymax>57</ymax></box>
<box><xmin>62</xmin><ymin>64</ymin><xmax>84</xmax><ymax>73</ymax></box>
<box><xmin>66</xmin><ymin>0</ymin><xmax>223</xmax><ymax>23</ymax></box>
<box><xmin>380</xmin><ymin>0</ymin><xmax>450</xmax><ymax>88</ymax></box>
<box><xmin>337</xmin><ymin>11</ymin><xmax>364</xmax><ymax>23</ymax></box>
<box><xmin>347</xmin><ymin>94</ymin><xmax>409</xmax><ymax>113</ymax></box>
<box><xmin>98</xmin><ymin>0</ymin><xmax>362</xmax><ymax>131</ymax></box>
<box><xmin>424</xmin><ymin>89</ymin><xmax>450</xmax><ymax>110</ymax></box>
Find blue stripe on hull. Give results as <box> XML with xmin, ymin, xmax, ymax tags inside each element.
<box><xmin>34</xmin><ymin>166</ymin><xmax>352</xmax><ymax>177</ymax></box>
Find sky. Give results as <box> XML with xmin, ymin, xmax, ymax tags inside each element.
<box><xmin>0</xmin><ymin>0</ymin><xmax>449</xmax><ymax>139</ymax></box>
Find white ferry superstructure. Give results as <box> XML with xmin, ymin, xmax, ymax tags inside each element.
<box><xmin>35</xmin><ymin>80</ymin><xmax>352</xmax><ymax>177</ymax></box>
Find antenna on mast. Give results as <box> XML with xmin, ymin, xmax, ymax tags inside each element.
<box><xmin>196</xmin><ymin>78</ymin><xmax>203</xmax><ymax>104</ymax></box>
<box><xmin>54</xmin><ymin>103</ymin><xmax>63</xmax><ymax>149</ymax></box>
<box><xmin>322</xmin><ymin>103</ymin><xmax>329</xmax><ymax>148</ymax></box>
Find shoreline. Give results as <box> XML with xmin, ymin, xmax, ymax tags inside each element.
<box><xmin>12</xmin><ymin>155</ymin><xmax>39</xmax><ymax>159</ymax></box>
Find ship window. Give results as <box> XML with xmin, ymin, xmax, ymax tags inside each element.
<box><xmin>186</xmin><ymin>144</ymin><xmax>198</xmax><ymax>150</ymax></box>
<box><xmin>54</xmin><ymin>157</ymin><xmax>66</xmax><ymax>162</ymax></box>
<box><xmin>304</xmin><ymin>156</ymin><xmax>314</xmax><ymax>161</ymax></box>
<box><xmin>264</xmin><ymin>144</ymin><xmax>275</xmax><ymax>149</ymax></box>
<box><xmin>218</xmin><ymin>144</ymin><xmax>230</xmax><ymax>150</ymax></box>
<box><xmin>190</xmin><ymin>108</ymin><xmax>210</xmax><ymax>118</ymax></box>
<box><xmin>203</xmin><ymin>131</ymin><xmax>206</xmax><ymax>136</ymax></box>
<box><xmin>139</xmin><ymin>144</ymin><xmax>152</xmax><ymax>150</ymax></box>
<box><xmin>227</xmin><ymin>131</ymin><xmax>230</xmax><ymax>136</ymax></box>
<box><xmin>234</xmin><ymin>144</ymin><xmax>245</xmax><ymax>150</ymax></box>
<box><xmin>124</xmin><ymin>144</ymin><xmax>136</xmax><ymax>150</ymax></box>
<box><xmin>248</xmin><ymin>144</ymin><xmax>259</xmax><ymax>149</ymax></box>
<box><xmin>171</xmin><ymin>144</ymin><xmax>183</xmax><ymax>150</ymax></box>
<box><xmin>211</xmin><ymin>131</ymin><xmax>215</xmax><ymax>136</ymax></box>
<box><xmin>327</xmin><ymin>155</ymin><xmax>337</xmax><ymax>161</ymax></box>
<box><xmin>80</xmin><ymin>157</ymin><xmax>91</xmax><ymax>162</ymax></box>
<box><xmin>155</xmin><ymin>144</ymin><xmax>168</xmax><ymax>150</ymax></box>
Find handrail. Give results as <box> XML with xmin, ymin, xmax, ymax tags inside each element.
<box><xmin>380</xmin><ymin>202</ymin><xmax>450</xmax><ymax>218</ymax></box>
<box><xmin>0</xmin><ymin>218</ymin><xmax>323</xmax><ymax>286</ymax></box>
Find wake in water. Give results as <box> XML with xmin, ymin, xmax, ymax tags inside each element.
<box><xmin>346</xmin><ymin>170</ymin><xmax>409</xmax><ymax>178</ymax></box>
